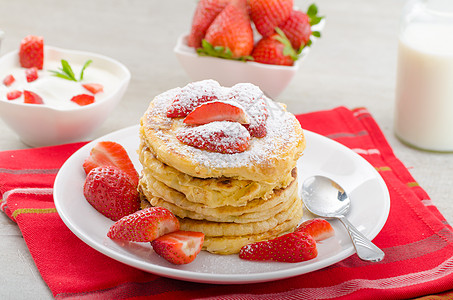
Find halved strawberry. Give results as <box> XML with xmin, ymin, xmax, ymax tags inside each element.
<box><xmin>239</xmin><ymin>231</ymin><xmax>317</xmax><ymax>263</ymax></box>
<box><xmin>176</xmin><ymin>121</ymin><xmax>251</xmax><ymax>154</ymax></box>
<box><xmin>82</xmin><ymin>83</ymin><xmax>104</xmax><ymax>94</ymax></box>
<box><xmin>278</xmin><ymin>9</ymin><xmax>312</xmax><ymax>51</ymax></box>
<box><xmin>167</xmin><ymin>80</ymin><xmax>221</xmax><ymax>118</ymax></box>
<box><xmin>25</xmin><ymin>67</ymin><xmax>39</xmax><ymax>82</ymax></box>
<box><xmin>19</xmin><ymin>35</ymin><xmax>44</xmax><ymax>70</ymax></box>
<box><xmin>71</xmin><ymin>94</ymin><xmax>95</xmax><ymax>106</ymax></box>
<box><xmin>6</xmin><ymin>90</ymin><xmax>22</xmax><ymax>100</ymax></box>
<box><xmin>184</xmin><ymin>101</ymin><xmax>249</xmax><ymax>125</ymax></box>
<box><xmin>108</xmin><ymin>207</ymin><xmax>180</xmax><ymax>242</ymax></box>
<box><xmin>187</xmin><ymin>0</ymin><xmax>230</xmax><ymax>48</ymax></box>
<box><xmin>83</xmin><ymin>166</ymin><xmax>140</xmax><ymax>221</ymax></box>
<box><xmin>249</xmin><ymin>0</ymin><xmax>293</xmax><ymax>37</ymax></box>
<box><xmin>23</xmin><ymin>90</ymin><xmax>43</xmax><ymax>104</ymax></box>
<box><xmin>83</xmin><ymin>141</ymin><xmax>139</xmax><ymax>186</ymax></box>
<box><xmin>3</xmin><ymin>74</ymin><xmax>15</xmax><ymax>86</ymax></box>
<box><xmin>151</xmin><ymin>230</ymin><xmax>205</xmax><ymax>265</ymax></box>
<box><xmin>295</xmin><ymin>218</ymin><xmax>334</xmax><ymax>242</ymax></box>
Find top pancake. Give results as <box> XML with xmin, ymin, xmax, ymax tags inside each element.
<box><xmin>140</xmin><ymin>80</ymin><xmax>306</xmax><ymax>184</ymax></box>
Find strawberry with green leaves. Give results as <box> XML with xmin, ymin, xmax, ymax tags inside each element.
<box><xmin>199</xmin><ymin>0</ymin><xmax>254</xmax><ymax>59</ymax></box>
<box><xmin>278</xmin><ymin>10</ymin><xmax>312</xmax><ymax>51</ymax></box>
<box><xmin>108</xmin><ymin>207</ymin><xmax>180</xmax><ymax>242</ymax></box>
<box><xmin>239</xmin><ymin>231</ymin><xmax>318</xmax><ymax>262</ymax></box>
<box><xmin>187</xmin><ymin>0</ymin><xmax>230</xmax><ymax>48</ymax></box>
<box><xmin>251</xmin><ymin>28</ymin><xmax>298</xmax><ymax>66</ymax></box>
<box><xmin>249</xmin><ymin>0</ymin><xmax>293</xmax><ymax>38</ymax></box>
<box><xmin>19</xmin><ymin>35</ymin><xmax>44</xmax><ymax>70</ymax></box>
<box><xmin>83</xmin><ymin>166</ymin><xmax>140</xmax><ymax>221</ymax></box>
<box><xmin>151</xmin><ymin>230</ymin><xmax>205</xmax><ymax>265</ymax></box>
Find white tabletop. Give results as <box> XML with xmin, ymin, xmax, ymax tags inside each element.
<box><xmin>1</xmin><ymin>0</ymin><xmax>452</xmax><ymax>298</ymax></box>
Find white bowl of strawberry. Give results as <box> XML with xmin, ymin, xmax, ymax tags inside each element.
<box><xmin>0</xmin><ymin>35</ymin><xmax>131</xmax><ymax>147</ymax></box>
<box><xmin>174</xmin><ymin>0</ymin><xmax>324</xmax><ymax>98</ymax></box>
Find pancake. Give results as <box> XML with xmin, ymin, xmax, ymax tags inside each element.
<box><xmin>139</xmin><ymin>81</ymin><xmax>305</xmax><ymax>184</ymax></box>
<box><xmin>139</xmin><ymin>170</ymin><xmax>298</xmax><ymax>223</ymax></box>
<box><xmin>139</xmin><ymin>146</ymin><xmax>294</xmax><ymax>207</ymax></box>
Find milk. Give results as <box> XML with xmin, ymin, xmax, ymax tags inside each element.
<box><xmin>395</xmin><ymin>22</ymin><xmax>453</xmax><ymax>151</ymax></box>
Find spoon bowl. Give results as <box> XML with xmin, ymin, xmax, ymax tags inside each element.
<box><xmin>302</xmin><ymin>175</ymin><xmax>385</xmax><ymax>262</ymax></box>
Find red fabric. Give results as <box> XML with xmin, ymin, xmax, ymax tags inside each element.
<box><xmin>1</xmin><ymin>106</ymin><xmax>452</xmax><ymax>299</ymax></box>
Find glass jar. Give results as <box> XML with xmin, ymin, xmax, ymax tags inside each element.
<box><xmin>394</xmin><ymin>0</ymin><xmax>453</xmax><ymax>152</ymax></box>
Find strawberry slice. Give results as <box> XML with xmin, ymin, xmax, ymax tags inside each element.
<box><xmin>71</xmin><ymin>94</ymin><xmax>95</xmax><ymax>106</ymax></box>
<box><xmin>6</xmin><ymin>90</ymin><xmax>22</xmax><ymax>100</ymax></box>
<box><xmin>108</xmin><ymin>207</ymin><xmax>180</xmax><ymax>242</ymax></box>
<box><xmin>23</xmin><ymin>90</ymin><xmax>43</xmax><ymax>104</ymax></box>
<box><xmin>3</xmin><ymin>74</ymin><xmax>15</xmax><ymax>86</ymax></box>
<box><xmin>83</xmin><ymin>166</ymin><xmax>140</xmax><ymax>221</ymax></box>
<box><xmin>83</xmin><ymin>141</ymin><xmax>139</xmax><ymax>186</ymax></box>
<box><xmin>25</xmin><ymin>67</ymin><xmax>39</xmax><ymax>82</ymax></box>
<box><xmin>19</xmin><ymin>35</ymin><xmax>44</xmax><ymax>70</ymax></box>
<box><xmin>82</xmin><ymin>83</ymin><xmax>104</xmax><ymax>94</ymax></box>
<box><xmin>295</xmin><ymin>218</ymin><xmax>334</xmax><ymax>242</ymax></box>
<box><xmin>239</xmin><ymin>231</ymin><xmax>317</xmax><ymax>263</ymax></box>
<box><xmin>176</xmin><ymin>121</ymin><xmax>251</xmax><ymax>154</ymax></box>
<box><xmin>151</xmin><ymin>230</ymin><xmax>205</xmax><ymax>265</ymax></box>
<box><xmin>184</xmin><ymin>101</ymin><xmax>249</xmax><ymax>125</ymax></box>
<box><xmin>166</xmin><ymin>80</ymin><xmax>221</xmax><ymax>118</ymax></box>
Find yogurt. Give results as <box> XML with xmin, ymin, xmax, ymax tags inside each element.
<box><xmin>0</xmin><ymin>59</ymin><xmax>120</xmax><ymax>109</ymax></box>
<box><xmin>394</xmin><ymin>22</ymin><xmax>453</xmax><ymax>151</ymax></box>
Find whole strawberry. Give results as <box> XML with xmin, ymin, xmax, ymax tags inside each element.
<box><xmin>278</xmin><ymin>10</ymin><xmax>312</xmax><ymax>51</ymax></box>
<box><xmin>251</xmin><ymin>29</ymin><xmax>298</xmax><ymax>66</ymax></box>
<box><xmin>19</xmin><ymin>35</ymin><xmax>44</xmax><ymax>70</ymax></box>
<box><xmin>108</xmin><ymin>207</ymin><xmax>180</xmax><ymax>242</ymax></box>
<box><xmin>187</xmin><ymin>0</ymin><xmax>230</xmax><ymax>48</ymax></box>
<box><xmin>83</xmin><ymin>166</ymin><xmax>140</xmax><ymax>221</ymax></box>
<box><xmin>201</xmin><ymin>0</ymin><xmax>254</xmax><ymax>59</ymax></box>
<box><xmin>239</xmin><ymin>231</ymin><xmax>318</xmax><ymax>262</ymax></box>
<box><xmin>249</xmin><ymin>0</ymin><xmax>293</xmax><ymax>37</ymax></box>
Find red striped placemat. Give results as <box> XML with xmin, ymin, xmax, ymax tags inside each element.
<box><xmin>1</xmin><ymin>106</ymin><xmax>452</xmax><ymax>299</ymax></box>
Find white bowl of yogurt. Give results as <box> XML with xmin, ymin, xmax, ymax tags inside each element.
<box><xmin>0</xmin><ymin>46</ymin><xmax>131</xmax><ymax>147</ymax></box>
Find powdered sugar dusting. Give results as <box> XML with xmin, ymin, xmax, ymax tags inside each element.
<box><xmin>145</xmin><ymin>80</ymin><xmax>302</xmax><ymax>170</ymax></box>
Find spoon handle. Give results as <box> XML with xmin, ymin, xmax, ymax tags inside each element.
<box><xmin>338</xmin><ymin>216</ymin><xmax>385</xmax><ymax>262</ymax></box>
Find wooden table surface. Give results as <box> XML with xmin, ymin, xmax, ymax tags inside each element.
<box><xmin>1</xmin><ymin>0</ymin><xmax>452</xmax><ymax>298</ymax></box>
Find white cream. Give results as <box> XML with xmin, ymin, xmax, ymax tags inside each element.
<box><xmin>0</xmin><ymin>60</ymin><xmax>121</xmax><ymax>109</ymax></box>
<box><xmin>394</xmin><ymin>22</ymin><xmax>453</xmax><ymax>151</ymax></box>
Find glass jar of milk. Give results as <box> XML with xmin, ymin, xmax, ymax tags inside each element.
<box><xmin>394</xmin><ymin>0</ymin><xmax>453</xmax><ymax>152</ymax></box>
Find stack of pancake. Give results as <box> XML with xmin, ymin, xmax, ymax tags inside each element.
<box><xmin>138</xmin><ymin>80</ymin><xmax>306</xmax><ymax>254</ymax></box>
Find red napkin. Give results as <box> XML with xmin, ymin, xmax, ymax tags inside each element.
<box><xmin>1</xmin><ymin>106</ymin><xmax>452</xmax><ymax>299</ymax></box>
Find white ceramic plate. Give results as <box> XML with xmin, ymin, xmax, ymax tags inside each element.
<box><xmin>54</xmin><ymin>125</ymin><xmax>390</xmax><ymax>284</ymax></box>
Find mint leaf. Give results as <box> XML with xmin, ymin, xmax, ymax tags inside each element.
<box><xmin>79</xmin><ymin>60</ymin><xmax>92</xmax><ymax>81</ymax></box>
<box><xmin>50</xmin><ymin>59</ymin><xmax>93</xmax><ymax>82</ymax></box>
